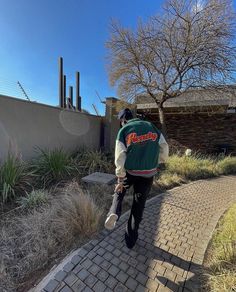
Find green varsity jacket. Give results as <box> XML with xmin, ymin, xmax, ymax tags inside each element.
<box><xmin>115</xmin><ymin>118</ymin><xmax>169</xmax><ymax>178</ymax></box>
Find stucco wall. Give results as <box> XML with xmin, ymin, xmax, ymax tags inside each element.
<box><xmin>0</xmin><ymin>95</ymin><xmax>102</xmax><ymax>161</ymax></box>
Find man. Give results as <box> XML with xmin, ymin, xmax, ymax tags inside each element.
<box><xmin>105</xmin><ymin>108</ymin><xmax>169</xmax><ymax>249</ymax></box>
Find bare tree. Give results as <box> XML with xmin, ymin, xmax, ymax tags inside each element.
<box><xmin>107</xmin><ymin>0</ymin><xmax>236</xmax><ymax>135</ymax></box>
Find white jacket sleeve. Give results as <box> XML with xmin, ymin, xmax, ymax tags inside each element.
<box><xmin>115</xmin><ymin>140</ymin><xmax>127</xmax><ymax>178</ymax></box>
<box><xmin>159</xmin><ymin>134</ymin><xmax>169</xmax><ymax>163</ymax></box>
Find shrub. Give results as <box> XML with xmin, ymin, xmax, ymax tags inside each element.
<box><xmin>57</xmin><ymin>182</ymin><xmax>103</xmax><ymax>236</ymax></box>
<box><xmin>18</xmin><ymin>189</ymin><xmax>49</xmax><ymax>210</ymax></box>
<box><xmin>0</xmin><ymin>154</ymin><xmax>34</xmax><ymax>203</ymax></box>
<box><xmin>75</xmin><ymin>149</ymin><xmax>114</xmax><ymax>175</ymax></box>
<box><xmin>216</xmin><ymin>156</ymin><xmax>236</xmax><ymax>175</ymax></box>
<box><xmin>156</xmin><ymin>173</ymin><xmax>185</xmax><ymax>189</ymax></box>
<box><xmin>0</xmin><ymin>182</ymin><xmax>102</xmax><ymax>291</ymax></box>
<box><xmin>166</xmin><ymin>154</ymin><xmax>217</xmax><ymax>180</ymax></box>
<box><xmin>32</xmin><ymin>148</ymin><xmax>77</xmax><ymax>187</ymax></box>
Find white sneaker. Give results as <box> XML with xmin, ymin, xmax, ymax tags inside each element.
<box><xmin>105</xmin><ymin>214</ymin><xmax>118</xmax><ymax>230</ymax></box>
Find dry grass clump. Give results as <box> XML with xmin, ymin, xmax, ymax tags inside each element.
<box><xmin>203</xmin><ymin>203</ymin><xmax>236</xmax><ymax>292</ymax></box>
<box><xmin>0</xmin><ymin>182</ymin><xmax>102</xmax><ymax>292</ymax></box>
<box><xmin>74</xmin><ymin>149</ymin><xmax>115</xmax><ymax>176</ymax></box>
<box><xmin>166</xmin><ymin>154</ymin><xmax>217</xmax><ymax>180</ymax></box>
<box><xmin>86</xmin><ymin>183</ymin><xmax>135</xmax><ymax>220</ymax></box>
<box><xmin>18</xmin><ymin>189</ymin><xmax>49</xmax><ymax>210</ymax></box>
<box><xmin>216</xmin><ymin>156</ymin><xmax>236</xmax><ymax>175</ymax></box>
<box><xmin>154</xmin><ymin>173</ymin><xmax>185</xmax><ymax>190</ymax></box>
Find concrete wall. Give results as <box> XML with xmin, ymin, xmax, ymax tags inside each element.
<box><xmin>0</xmin><ymin>95</ymin><xmax>102</xmax><ymax>161</ymax></box>
<box><xmin>104</xmin><ymin>98</ymin><xmax>120</xmax><ymax>151</ymax></box>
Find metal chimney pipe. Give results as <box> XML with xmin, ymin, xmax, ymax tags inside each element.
<box><xmin>76</xmin><ymin>71</ymin><xmax>81</xmax><ymax>111</ymax></box>
<box><xmin>69</xmin><ymin>86</ymin><xmax>73</xmax><ymax>109</ymax></box>
<box><xmin>66</xmin><ymin>97</ymin><xmax>70</xmax><ymax>109</ymax></box>
<box><xmin>63</xmin><ymin>75</ymin><xmax>66</xmax><ymax>108</ymax></box>
<box><xmin>59</xmin><ymin>57</ymin><xmax>63</xmax><ymax>108</ymax></box>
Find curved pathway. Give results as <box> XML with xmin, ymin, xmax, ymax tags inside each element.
<box><xmin>34</xmin><ymin>176</ymin><xmax>236</xmax><ymax>292</ymax></box>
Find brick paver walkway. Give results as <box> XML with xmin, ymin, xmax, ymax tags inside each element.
<box><xmin>35</xmin><ymin>176</ymin><xmax>236</xmax><ymax>292</ymax></box>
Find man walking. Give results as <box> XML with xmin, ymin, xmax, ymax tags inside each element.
<box><xmin>105</xmin><ymin>108</ymin><xmax>169</xmax><ymax>249</ymax></box>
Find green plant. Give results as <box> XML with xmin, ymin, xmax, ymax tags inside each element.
<box><xmin>166</xmin><ymin>154</ymin><xmax>217</xmax><ymax>180</ymax></box>
<box><xmin>216</xmin><ymin>156</ymin><xmax>236</xmax><ymax>175</ymax></box>
<box><xmin>204</xmin><ymin>204</ymin><xmax>236</xmax><ymax>291</ymax></box>
<box><xmin>0</xmin><ymin>154</ymin><xmax>34</xmax><ymax>203</ymax></box>
<box><xmin>18</xmin><ymin>189</ymin><xmax>49</xmax><ymax>209</ymax></box>
<box><xmin>75</xmin><ymin>149</ymin><xmax>114</xmax><ymax>175</ymax></box>
<box><xmin>32</xmin><ymin>148</ymin><xmax>77</xmax><ymax>187</ymax></box>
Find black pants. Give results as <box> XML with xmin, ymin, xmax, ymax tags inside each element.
<box><xmin>108</xmin><ymin>172</ymin><xmax>153</xmax><ymax>248</ymax></box>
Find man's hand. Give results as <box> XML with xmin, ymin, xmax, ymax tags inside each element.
<box><xmin>158</xmin><ymin>163</ymin><xmax>166</xmax><ymax>171</ymax></box>
<box><xmin>115</xmin><ymin>183</ymin><xmax>124</xmax><ymax>193</ymax></box>
<box><xmin>114</xmin><ymin>177</ymin><xmax>126</xmax><ymax>193</ymax></box>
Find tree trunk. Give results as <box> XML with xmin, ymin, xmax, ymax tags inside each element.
<box><xmin>158</xmin><ymin>106</ymin><xmax>167</xmax><ymax>138</ymax></box>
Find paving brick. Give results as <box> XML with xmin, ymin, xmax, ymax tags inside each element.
<box><xmin>87</xmin><ymin>251</ymin><xmax>97</xmax><ymax>260</ymax></box>
<box><xmin>103</xmin><ymin>252</ymin><xmax>114</xmax><ymax>261</ymax></box>
<box><xmin>128</xmin><ymin>257</ymin><xmax>138</xmax><ymax>267</ymax></box>
<box><xmin>155</xmin><ymin>275</ymin><xmax>168</xmax><ymax>287</ymax></box>
<box><xmin>54</xmin><ymin>282</ymin><xmax>65</xmax><ymax>292</ymax></box>
<box><xmin>60</xmin><ymin>286</ymin><xmax>73</xmax><ymax>292</ymax></box>
<box><xmin>113</xmin><ymin>248</ymin><xmax>122</xmax><ymax>257</ymax></box>
<box><xmin>172</xmin><ymin>265</ymin><xmax>184</xmax><ymax>277</ymax></box>
<box><xmin>99</xmin><ymin>240</ymin><xmax>108</xmax><ymax>248</ymax></box>
<box><xmin>80</xmin><ymin>258</ymin><xmax>93</xmax><ymax>270</ymax></box>
<box><xmin>114</xmin><ymin>283</ymin><xmax>128</xmax><ymax>292</ymax></box>
<box><xmin>88</xmin><ymin>263</ymin><xmax>100</xmax><ymax>276</ymax></box>
<box><xmin>84</xmin><ymin>273</ymin><xmax>97</xmax><ymax>288</ymax></box>
<box><xmin>137</xmin><ymin>254</ymin><xmax>147</xmax><ymax>263</ymax></box>
<box><xmin>164</xmin><ymin>269</ymin><xmax>177</xmax><ymax>282</ymax></box>
<box><xmin>105</xmin><ymin>275</ymin><xmax>118</xmax><ymax>289</ymax></box>
<box><xmin>146</xmin><ymin>268</ymin><xmax>157</xmax><ymax>280</ymax></box>
<box><xmin>136</xmin><ymin>262</ymin><xmax>148</xmax><ymax>273</ymax></box>
<box><xmin>108</xmin><ymin>265</ymin><xmax>120</xmax><ymax>277</ymax></box>
<box><xmin>136</xmin><ymin>272</ymin><xmax>148</xmax><ymax>286</ymax></box>
<box><xmin>63</xmin><ymin>263</ymin><xmax>75</xmax><ymax>273</ymax></box>
<box><xmin>77</xmin><ymin>248</ymin><xmax>88</xmax><ymax>257</ymax></box>
<box><xmin>44</xmin><ymin>279</ymin><xmax>59</xmax><ymax>292</ymax></box>
<box><xmin>119</xmin><ymin>253</ymin><xmax>130</xmax><ymax>262</ymax></box>
<box><xmin>93</xmin><ymin>255</ymin><xmax>104</xmax><ymax>265</ymax></box>
<box><xmin>72</xmin><ymin>264</ymin><xmax>83</xmax><ymax>275</ymax></box>
<box><xmin>71</xmin><ymin>280</ymin><xmax>86</xmax><ymax>292</ymax></box>
<box><xmin>71</xmin><ymin>255</ymin><xmax>82</xmax><ymax>265</ymax></box>
<box><xmin>96</xmin><ymin>247</ymin><xmax>106</xmax><ymax>256</ymax></box>
<box><xmin>64</xmin><ymin>274</ymin><xmax>78</xmax><ymax>286</ymax></box>
<box><xmin>111</xmin><ymin>256</ymin><xmax>121</xmax><ymax>266</ymax></box>
<box><xmin>54</xmin><ymin>271</ymin><xmax>67</xmax><ymax>282</ymax></box>
<box><xmin>97</xmin><ymin>269</ymin><xmax>109</xmax><ymax>282</ymax></box>
<box><xmin>116</xmin><ymin>270</ymin><xmax>129</xmax><ymax>284</ymax></box>
<box><xmin>127</xmin><ymin>267</ymin><xmax>138</xmax><ymax>278</ymax></box>
<box><xmin>105</xmin><ymin>244</ymin><xmax>115</xmax><ymax>252</ymax></box>
<box><xmin>77</xmin><ymin>269</ymin><xmax>90</xmax><ymax>281</ymax></box>
<box><xmin>83</xmin><ymin>287</ymin><xmax>93</xmax><ymax>292</ymax></box>
<box><xmin>83</xmin><ymin>243</ymin><xmax>94</xmax><ymax>252</ymax></box>
<box><xmin>146</xmin><ymin>279</ymin><xmax>159</xmax><ymax>291</ymax></box>
<box><xmin>100</xmin><ymin>259</ymin><xmax>111</xmax><ymax>270</ymax></box>
<box><xmin>119</xmin><ymin>261</ymin><xmax>129</xmax><ymax>272</ymax></box>
<box><xmin>125</xmin><ymin>277</ymin><xmax>138</xmax><ymax>291</ymax></box>
<box><xmin>92</xmin><ymin>280</ymin><xmax>107</xmax><ymax>291</ymax></box>
<box><xmin>136</xmin><ymin>284</ymin><xmax>147</xmax><ymax>292</ymax></box>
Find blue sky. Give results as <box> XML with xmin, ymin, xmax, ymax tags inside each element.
<box><xmin>0</xmin><ymin>0</ymin><xmax>166</xmax><ymax>114</ymax></box>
